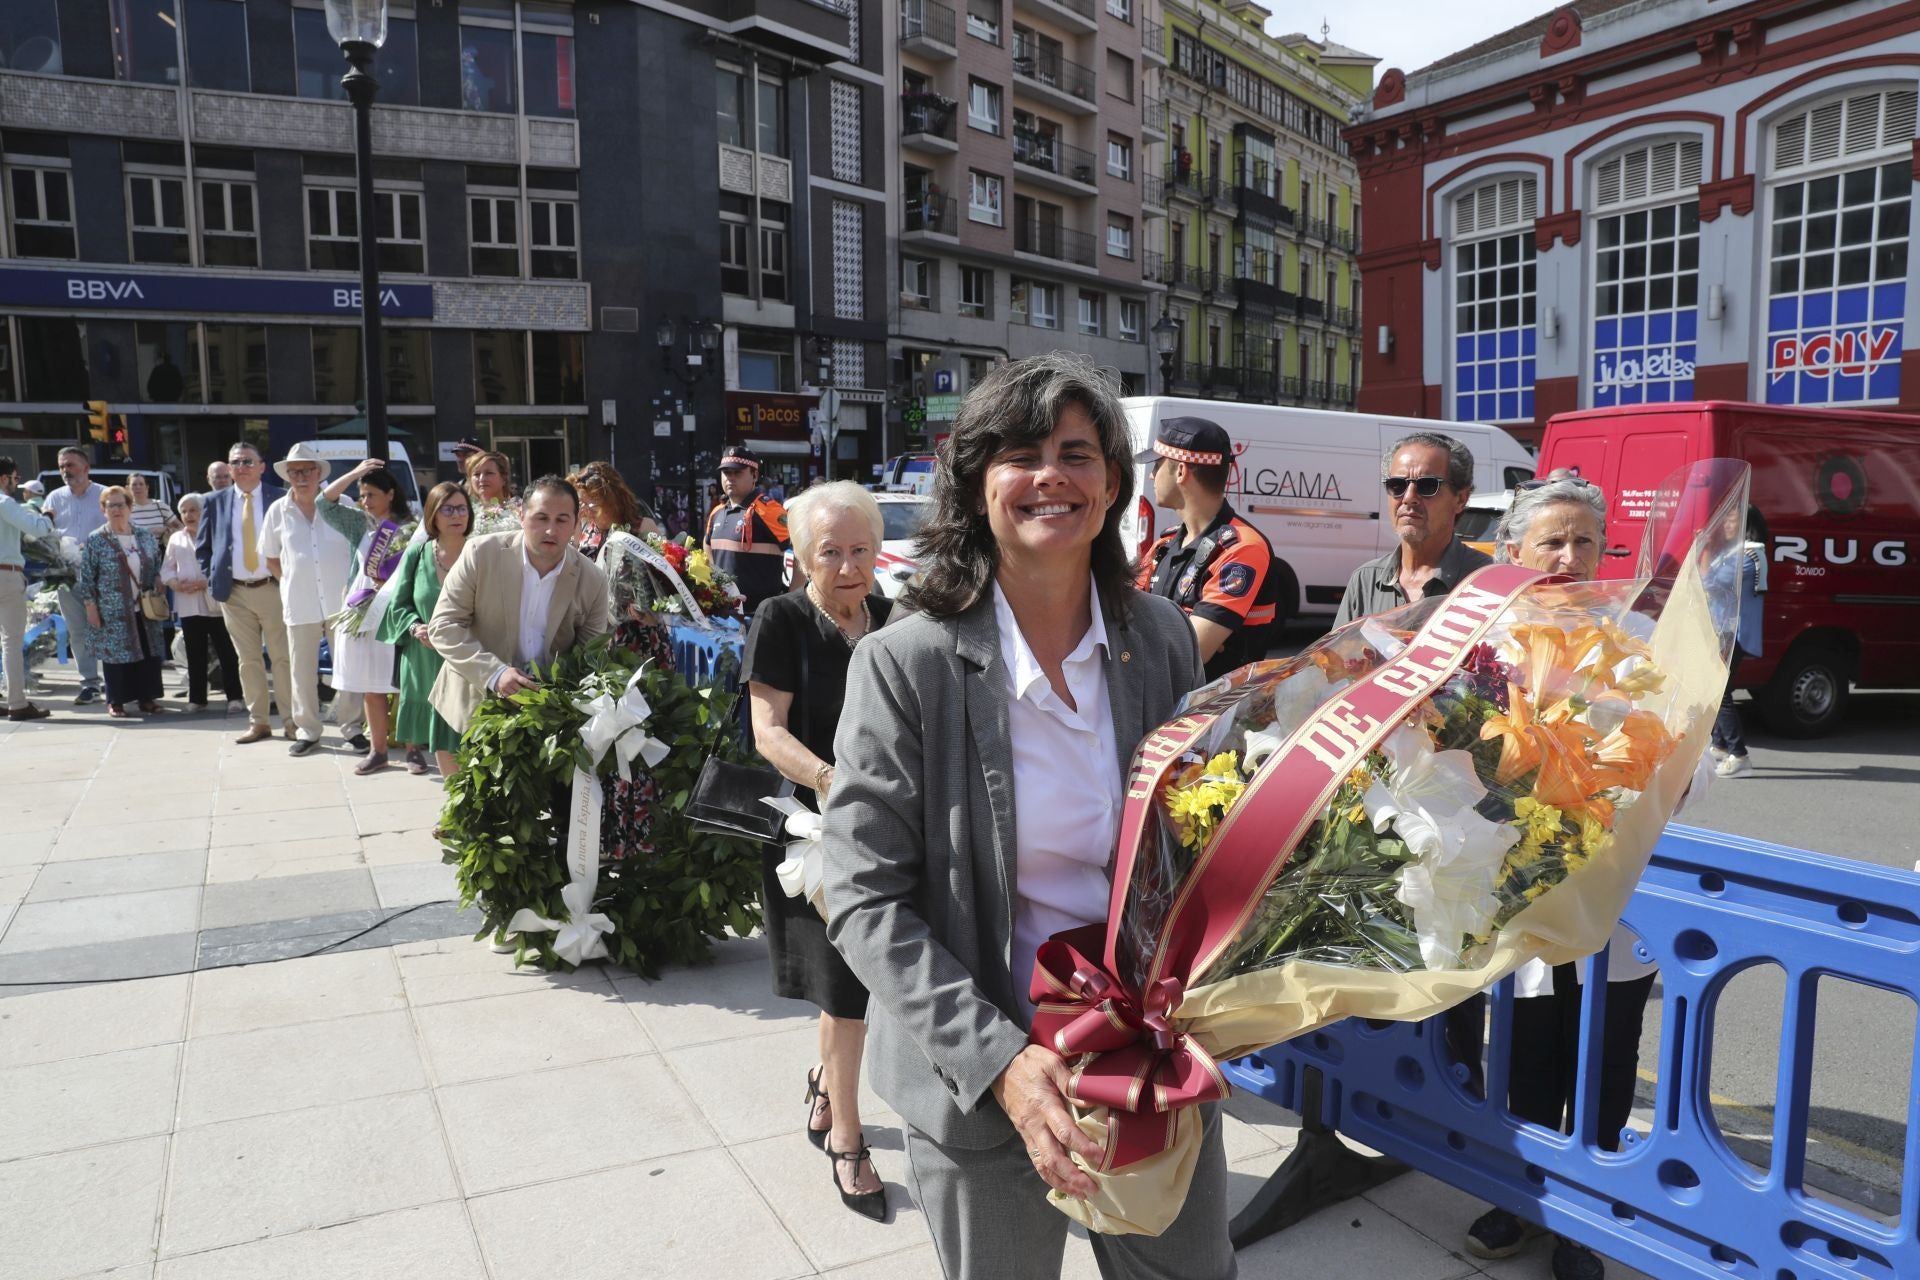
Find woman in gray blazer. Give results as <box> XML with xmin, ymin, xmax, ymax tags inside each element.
<box><xmin>822</xmin><ymin>354</ymin><xmax>1237</xmax><ymax>1279</ymax></box>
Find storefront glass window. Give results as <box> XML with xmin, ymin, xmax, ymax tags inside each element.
<box><xmin>136</xmin><ymin>323</ymin><xmax>196</xmax><ymax>403</ymax></box>
<box><xmin>530</xmin><ymin>332</ymin><xmax>584</xmax><ymax>403</ymax></box>
<box><xmin>474</xmin><ymin>331</ymin><xmax>529</xmax><ymax>405</ymax></box>
<box><xmin>199</xmin><ymin>325</ymin><xmax>270</xmax><ymax>405</ymax></box>
<box><xmin>16</xmin><ymin>318</ymin><xmax>90</xmax><ymax>401</ymax></box>
<box><xmin>382</xmin><ymin>328</ymin><xmax>433</xmax><ymax>405</ymax></box>
<box><xmin>312</xmin><ymin>326</ymin><xmax>431</xmax><ymax>405</ymax></box>
<box><xmin>0</xmin><ymin>322</ymin><xmax>17</xmax><ymax>401</ymax></box>
<box><xmin>1763</xmin><ymin>90</ymin><xmax>1916</xmax><ymax>406</ymax></box>
<box><xmin>185</xmin><ymin>0</ymin><xmax>250</xmax><ymax>92</ymax></box>
<box><xmin>1590</xmin><ymin>138</ymin><xmax>1702</xmax><ymax>408</ymax></box>
<box><xmin>1450</xmin><ymin>175</ymin><xmax>1537</xmax><ymax>424</ymax></box>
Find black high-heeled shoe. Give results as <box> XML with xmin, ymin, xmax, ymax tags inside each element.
<box><xmin>803</xmin><ymin>1065</ymin><xmax>830</xmax><ymax>1150</ymax></box>
<box><xmin>825</xmin><ymin>1139</ymin><xmax>886</xmax><ymax>1222</ymax></box>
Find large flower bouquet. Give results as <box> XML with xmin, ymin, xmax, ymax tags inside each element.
<box><xmin>23</xmin><ymin>532</ymin><xmax>79</xmax><ymax>590</ymax></box>
<box><xmin>1030</xmin><ymin>463</ymin><xmax>1749</xmax><ymax>1236</ymax></box>
<box><xmin>330</xmin><ymin>518</ymin><xmax>418</xmax><ymax>637</ymax></box>
<box><xmin>438</xmin><ymin>636</ymin><xmax>764</xmax><ymax>976</ymax></box>
<box><xmin>641</xmin><ymin>532</ymin><xmax>745</xmax><ymax>621</ymax></box>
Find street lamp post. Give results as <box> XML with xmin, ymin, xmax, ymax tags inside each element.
<box><xmin>1151</xmin><ymin>313</ymin><xmax>1179</xmax><ymax>397</ymax></box>
<box><xmin>326</xmin><ymin>0</ymin><xmax>390</xmax><ymax>461</ymax></box>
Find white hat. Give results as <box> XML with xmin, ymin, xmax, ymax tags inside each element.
<box><xmin>273</xmin><ymin>442</ymin><xmax>331</xmax><ymax>483</ymax></box>
<box><xmin>19</xmin><ymin>479</ymin><xmax>44</xmax><ymax>494</ymax></box>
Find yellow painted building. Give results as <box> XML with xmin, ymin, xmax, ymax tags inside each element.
<box><xmin>1146</xmin><ymin>1</ymin><xmax>1373</xmax><ymax>405</ymax></box>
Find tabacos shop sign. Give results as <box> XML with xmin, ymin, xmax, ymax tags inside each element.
<box><xmin>1765</xmin><ymin>285</ymin><xmax>1904</xmax><ymax>404</ymax></box>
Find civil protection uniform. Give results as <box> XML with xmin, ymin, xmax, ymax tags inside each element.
<box><xmin>1137</xmin><ymin>504</ymin><xmax>1280</xmax><ymax>681</ymax></box>
<box><xmin>704</xmin><ymin>487</ymin><xmax>789</xmax><ymax>614</ymax></box>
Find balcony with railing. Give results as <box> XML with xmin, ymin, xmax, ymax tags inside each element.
<box><xmin>1164</xmin><ymin>160</ymin><xmax>1219</xmax><ymax>204</ymax></box>
<box><xmin>1140</xmin><ymin>19</ymin><xmax>1167</xmax><ymax>65</ymax></box>
<box><xmin>903</xmin><ymin>193</ymin><xmax>959</xmax><ymax>239</ymax></box>
<box><xmin>1012</xmin><ymin>41</ymin><xmax>1097</xmax><ymax>114</ymax></box>
<box><xmin>1167</xmin><ymin>262</ymin><xmax>1220</xmax><ymax>294</ymax></box>
<box><xmin>1142</xmin><ymin>249</ymin><xmax>1167</xmax><ymax>283</ymax></box>
<box><xmin>1330</xmin><ymin>305</ymin><xmax>1357</xmax><ymax>330</ymax></box>
<box><xmin>899</xmin><ymin>0</ymin><xmax>958</xmax><ymax>55</ymax></box>
<box><xmin>900</xmin><ymin>93</ymin><xmax>959</xmax><ymax>152</ymax></box>
<box><xmin>1013</xmin><ymin>130</ymin><xmax>1099</xmax><ymax>194</ymax></box>
<box><xmin>1279</xmin><ymin>375</ymin><xmax>1303</xmax><ymax>400</ymax></box>
<box><xmin>1141</xmin><ymin>173</ymin><xmax>1166</xmax><ymax>212</ymax></box>
<box><xmin>1296</xmin><ymin>294</ymin><xmax>1325</xmax><ymax>321</ymax></box>
<box><xmin>1306</xmin><ymin>379</ymin><xmax>1332</xmax><ymax>401</ymax></box>
<box><xmin>1231</xmin><ymin>164</ymin><xmax>1293</xmax><ymax>227</ymax></box>
<box><xmin>1140</xmin><ymin>96</ymin><xmax>1166</xmax><ymax>140</ymax></box>
<box><xmin>1013</xmin><ymin>0</ymin><xmax>1097</xmax><ymax>34</ymax></box>
<box><xmin>1014</xmin><ymin>220</ymin><xmax>1097</xmax><ymax>268</ymax></box>
<box><xmin>1234</xmin><ymin>275</ymin><xmax>1295</xmax><ymax>312</ymax></box>
<box><xmin>1331</xmin><ymin>383</ymin><xmax>1356</xmax><ymax>406</ymax></box>
<box><xmin>1240</xmin><ymin>365</ymin><xmax>1277</xmax><ymax>401</ymax></box>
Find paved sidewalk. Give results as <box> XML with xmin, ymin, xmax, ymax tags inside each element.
<box><xmin>0</xmin><ymin>674</ymin><xmax>1655</xmax><ymax>1280</ymax></box>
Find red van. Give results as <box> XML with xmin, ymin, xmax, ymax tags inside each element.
<box><xmin>1537</xmin><ymin>401</ymin><xmax>1920</xmax><ymax>737</ymax></box>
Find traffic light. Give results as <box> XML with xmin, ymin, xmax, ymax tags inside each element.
<box><xmin>85</xmin><ymin>400</ymin><xmax>110</xmax><ymax>443</ymax></box>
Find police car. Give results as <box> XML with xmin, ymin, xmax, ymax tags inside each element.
<box><xmin>782</xmin><ymin>491</ymin><xmax>931</xmax><ymax>599</ymax></box>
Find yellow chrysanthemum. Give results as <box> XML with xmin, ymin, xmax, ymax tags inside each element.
<box><xmin>686</xmin><ymin>550</ymin><xmax>716</xmax><ymax>587</ymax></box>
<box><xmin>1512</xmin><ymin>796</ymin><xmax>1564</xmax><ymax>847</ymax></box>
<box><xmin>1164</xmin><ymin>752</ymin><xmax>1247</xmax><ymax>850</ymax></box>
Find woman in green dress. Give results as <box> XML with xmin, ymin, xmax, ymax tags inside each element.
<box><xmin>379</xmin><ymin>481</ymin><xmax>470</xmax><ymax>775</ymax></box>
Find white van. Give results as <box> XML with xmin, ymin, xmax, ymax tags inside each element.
<box><xmin>295</xmin><ymin>438</ymin><xmax>422</xmax><ymax>507</ymax></box>
<box><xmin>1119</xmin><ymin>398</ymin><xmax>1536</xmax><ymax>623</ymax></box>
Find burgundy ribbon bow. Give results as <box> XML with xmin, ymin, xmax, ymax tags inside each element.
<box><xmin>1027</xmin><ymin>925</ymin><xmax>1231</xmax><ymax>1172</ymax></box>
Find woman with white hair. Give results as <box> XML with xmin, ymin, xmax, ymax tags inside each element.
<box><xmin>740</xmin><ymin>479</ymin><xmax>895</xmax><ymax>1221</ymax></box>
<box><xmin>161</xmin><ymin>492</ymin><xmax>243</xmax><ymax>711</ymax></box>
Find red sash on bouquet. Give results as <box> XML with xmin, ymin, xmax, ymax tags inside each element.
<box><xmin>1028</xmin><ymin>563</ymin><xmax>1548</xmax><ymax>1173</ymax></box>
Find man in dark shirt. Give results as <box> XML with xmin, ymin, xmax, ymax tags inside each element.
<box><xmin>703</xmin><ymin>444</ymin><xmax>789</xmax><ymax>615</ymax></box>
<box><xmin>1134</xmin><ymin>416</ymin><xmax>1282</xmax><ymax>681</ymax></box>
<box><xmin>1333</xmin><ymin>430</ymin><xmax>1492</xmax><ymax>626</ymax></box>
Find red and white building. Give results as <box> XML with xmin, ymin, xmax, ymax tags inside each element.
<box><xmin>1347</xmin><ymin>0</ymin><xmax>1920</xmax><ymax>445</ymax></box>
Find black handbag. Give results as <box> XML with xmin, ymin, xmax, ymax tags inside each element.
<box><xmin>686</xmin><ymin>756</ymin><xmax>794</xmax><ymax>842</ymax></box>
<box><xmin>686</xmin><ymin>613</ymin><xmax>807</xmax><ymax>843</ymax></box>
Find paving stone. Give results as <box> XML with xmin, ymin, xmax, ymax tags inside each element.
<box><xmin>467</xmin><ymin>1149</ymin><xmax>810</xmax><ymax>1280</ymax></box>
<box><xmin>733</xmin><ymin>1128</ymin><xmax>930</xmax><ymax>1271</ymax></box>
<box><xmin>26</xmin><ymin>850</ymin><xmax>208</xmax><ymax>903</ymax></box>
<box><xmin>207</xmin><ymin>806</ymin><xmax>358</xmax><ymax>849</ymax></box>
<box><xmin>189</xmin><ymin>947</ymin><xmax>405</xmax><ymax>1037</ymax></box>
<box><xmin>48</xmin><ymin>817</ymin><xmax>210</xmax><ymax>860</ymax></box>
<box><xmin>0</xmin><ymin>886</ymin><xmax>202</xmax><ymax>954</ymax></box>
<box><xmin>0</xmin><ymin>1042</ymin><xmax>180</xmax><ymax>1160</ymax></box>
<box><xmin>613</xmin><ymin>948</ymin><xmax>818</xmax><ymax>1050</ymax></box>
<box><xmin>194</xmin><ymin>908</ymin><xmax>382</xmax><ymax>951</ymax></box>
<box><xmin>667</xmin><ymin>1024</ymin><xmax>894</xmax><ymax>1147</ymax></box>
<box><xmin>414</xmin><ymin>985</ymin><xmax>653</xmax><ymax>1085</ymax></box>
<box><xmin>0</xmin><ymin>827</ymin><xmax>57</xmax><ymax>870</ymax></box>
<box><xmin>210</xmin><ymin>781</ymin><xmax>348</xmax><ymax>816</ymax></box>
<box><xmin>0</xmin><ymin>933</ymin><xmax>199</xmax><ymax>989</ymax></box>
<box><xmin>198</xmin><ymin>868</ymin><xmax>378</xmax><ymax>930</ymax></box>
<box><xmin>178</xmin><ymin>1008</ymin><xmax>428</xmax><ymax>1126</ymax></box>
<box><xmin>438</xmin><ymin>1053</ymin><xmax>718</xmax><ymax>1194</ymax></box>
<box><xmin>65</xmin><ymin>790</ymin><xmax>213</xmax><ymax>826</ymax></box>
<box><xmin>161</xmin><ymin>1091</ymin><xmax>458</xmax><ymax>1258</ymax></box>
<box><xmin>358</xmin><ymin>828</ymin><xmax>443</xmax><ymax>866</ymax></box>
<box><xmin>0</xmin><ymin>1136</ymin><xmax>169</xmax><ymax>1280</ymax></box>
<box><xmin>350</xmin><ymin>797</ymin><xmax>447</xmax><ymax>836</ymax></box>
<box><xmin>369</xmin><ymin>860</ymin><xmax>461</xmax><ymax>909</ymax></box>
<box><xmin>152</xmin><ymin>1202</ymin><xmax>485</xmax><ymax>1280</ymax></box>
<box><xmin>202</xmin><ymin>837</ymin><xmax>367</xmax><ymax>883</ymax></box>
<box><xmin>396</xmin><ymin>935</ymin><xmax>616</xmax><ymax>1006</ymax></box>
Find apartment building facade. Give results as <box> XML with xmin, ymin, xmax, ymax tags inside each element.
<box><xmin>0</xmin><ymin>0</ymin><xmax>880</xmax><ymax>524</ymax></box>
<box><xmin>1152</xmin><ymin>0</ymin><xmax>1372</xmax><ymax>408</ymax></box>
<box><xmin>887</xmin><ymin>0</ymin><xmax>1165</xmax><ymax>445</ymax></box>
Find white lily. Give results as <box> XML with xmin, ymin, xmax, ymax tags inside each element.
<box><xmin>1362</xmin><ymin>725</ymin><xmax>1521</xmax><ymax>967</ymax></box>
<box><xmin>1247</xmin><ymin>672</ymin><xmax>1353</xmax><ymax>772</ymax></box>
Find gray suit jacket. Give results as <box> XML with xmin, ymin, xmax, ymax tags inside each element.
<box><xmin>823</xmin><ymin>587</ymin><xmax>1202</xmax><ymax>1149</ymax></box>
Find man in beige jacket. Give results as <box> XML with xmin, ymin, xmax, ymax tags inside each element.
<box><xmin>428</xmin><ymin>475</ymin><xmax>609</xmax><ymax>733</ymax></box>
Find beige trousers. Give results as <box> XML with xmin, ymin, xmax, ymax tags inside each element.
<box><xmin>218</xmin><ymin>580</ymin><xmax>292</xmax><ymax>729</ymax></box>
<box><xmin>0</xmin><ymin>568</ymin><xmax>27</xmax><ymax>711</ymax></box>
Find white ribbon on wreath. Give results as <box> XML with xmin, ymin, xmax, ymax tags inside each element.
<box><xmin>602</xmin><ymin>529</ymin><xmax>713</xmax><ymax>629</ymax></box>
<box><xmin>765</xmin><ymin>796</ymin><xmax>828</xmax><ymax>922</ymax></box>
<box><xmin>506</xmin><ymin>665</ymin><xmax>671</xmax><ymax>964</ymax></box>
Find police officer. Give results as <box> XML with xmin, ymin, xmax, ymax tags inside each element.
<box><xmin>1134</xmin><ymin>416</ymin><xmax>1282</xmax><ymax>681</ymax></box>
<box><xmin>704</xmin><ymin>444</ymin><xmax>790</xmax><ymax>615</ymax></box>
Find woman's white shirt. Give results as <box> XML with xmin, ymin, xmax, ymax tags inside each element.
<box><xmin>994</xmin><ymin>578</ymin><xmax>1122</xmax><ymax>1020</ymax></box>
<box><xmin>161</xmin><ymin>529</ymin><xmax>217</xmax><ymax>618</ymax></box>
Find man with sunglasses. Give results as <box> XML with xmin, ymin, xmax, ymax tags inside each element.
<box><xmin>1333</xmin><ymin>431</ymin><xmax>1491</xmax><ymax>626</ymax></box>
<box><xmin>196</xmin><ymin>441</ymin><xmax>291</xmax><ymax>743</ymax></box>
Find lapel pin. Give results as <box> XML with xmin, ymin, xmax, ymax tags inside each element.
<box><xmin>1121</xmin><ymin>650</ymin><xmax>1131</xmax><ymax>663</ymax></box>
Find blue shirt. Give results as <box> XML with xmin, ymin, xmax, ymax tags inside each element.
<box><xmin>0</xmin><ymin>490</ymin><xmax>53</xmax><ymax>566</ymax></box>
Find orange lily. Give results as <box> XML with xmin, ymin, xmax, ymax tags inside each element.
<box><xmin>1592</xmin><ymin>709</ymin><xmax>1677</xmax><ymax>792</ymax></box>
<box><xmin>1480</xmin><ymin>683</ymin><xmax>1545</xmax><ymax>784</ymax></box>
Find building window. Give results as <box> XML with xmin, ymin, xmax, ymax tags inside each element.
<box><xmin>1106</xmin><ymin>213</ymin><xmax>1132</xmax><ymax>260</ymax></box>
<box><xmin>737</xmin><ymin>333</ymin><xmax>793</xmax><ymax>391</ymax></box>
<box><xmin>371</xmin><ymin>190</ymin><xmax>424</xmax><ymax>273</ymax></box>
<box><xmin>459</xmin><ymin>0</ymin><xmax>517</xmax><ymax>113</ymax></box>
<box><xmin>7</xmin><ymin>166</ymin><xmax>75</xmax><ymax>259</ymax></box>
<box><xmin>1078</xmin><ymin>291</ymin><xmax>1104</xmax><ymax>336</ymax></box>
<box><xmin>314</xmin><ymin>326</ymin><xmax>433</xmax><ymax>405</ymax></box>
<box><xmin>758</xmin><ymin>77</ymin><xmax>787</xmax><ymax>157</ymax></box>
<box><xmin>1120</xmin><ymin>298</ymin><xmax>1143</xmax><ymax>341</ymax></box>
<box><xmin>1106</xmin><ymin>51</ymin><xmax>1133</xmax><ymax>103</ymax></box>
<box><xmin>719</xmin><ymin>194</ymin><xmax>750</xmax><ymax>295</ymax></box>
<box><xmin>183</xmin><ymin>0</ymin><xmax>251</xmax><ymax>92</ymax></box>
<box><xmin>761</xmin><ymin>201</ymin><xmax>790</xmax><ymax>301</ymax></box>
<box><xmin>1450</xmin><ymin>175</ymin><xmax>1537</xmax><ymax>423</ymax></box>
<box><xmin>902</xmin><ymin>256</ymin><xmax>933</xmax><ymax>309</ymax></box>
<box><xmin>1107</xmin><ymin>135</ymin><xmax>1132</xmax><ymax>181</ymax></box>
<box><xmin>521</xmin><ymin>2</ymin><xmax>575</xmax><ymax>118</ymax></box>
<box><xmin>128</xmin><ymin>173</ymin><xmax>190</xmax><ymax>264</ymax></box>
<box><xmin>1030</xmin><ymin>281</ymin><xmax>1059</xmax><ymax>328</ymax></box>
<box><xmin>1764</xmin><ymin>89</ymin><xmax>1917</xmax><ymax>405</ymax></box>
<box><xmin>968</xmin><ymin>79</ymin><xmax>1001</xmax><ymax>135</ymax></box>
<box><xmin>306</xmin><ymin>187</ymin><xmax>423</xmax><ymax>274</ymax></box>
<box><xmin>960</xmin><ymin>265</ymin><xmax>990</xmax><ymax>317</ymax></box>
<box><xmin>966</xmin><ymin>0</ymin><xmax>1001</xmax><ymax>44</ymax></box>
<box><xmin>1591</xmin><ymin>138</ymin><xmax>1702</xmax><ymax>408</ymax></box>
<box><xmin>0</xmin><ymin>4</ymin><xmax>62</xmax><ymax>79</ymax></box>
<box><xmin>715</xmin><ymin>67</ymin><xmax>785</xmax><ymax>155</ymax></box>
<box><xmin>832</xmin><ymin>199</ymin><xmax>865</xmax><ymax>320</ymax></box>
<box><xmin>200</xmin><ymin>178</ymin><xmax>257</xmax><ymax>267</ymax></box>
<box><xmin>471</xmin><ymin>194</ymin><xmax>519</xmax><ymax>276</ymax></box>
<box><xmin>200</xmin><ymin>324</ymin><xmax>271</xmax><ymax>404</ymax></box>
<box><xmin>1106</xmin><ymin>0</ymin><xmax>1131</xmax><ymax>19</ymax></box>
<box><xmin>293</xmin><ymin>1</ymin><xmax>419</xmax><ymax>105</ymax></box>
<box><xmin>831</xmin><ymin>81</ymin><xmax>863</xmax><ymax>184</ymax></box>
<box><xmin>529</xmin><ymin>196</ymin><xmax>578</xmax><ymax>279</ymax></box>
<box><xmin>111</xmin><ymin>0</ymin><xmax>180</xmax><ymax>84</ymax></box>
<box><xmin>968</xmin><ymin>170</ymin><xmax>1003</xmax><ymax>225</ymax></box>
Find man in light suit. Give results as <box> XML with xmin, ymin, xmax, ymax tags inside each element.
<box><xmin>428</xmin><ymin>475</ymin><xmax>609</xmax><ymax>734</ymax></box>
<box><xmin>195</xmin><ymin>441</ymin><xmax>291</xmax><ymax>743</ymax></box>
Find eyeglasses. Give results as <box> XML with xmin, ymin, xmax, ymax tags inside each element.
<box><xmin>1382</xmin><ymin>475</ymin><xmax>1448</xmax><ymax>499</ymax></box>
<box><xmin>229</xmin><ymin>459</ymin><xmax>262</xmax><ymax>468</ymax></box>
<box><xmin>1515</xmin><ymin>476</ymin><xmax>1597</xmax><ymax>492</ymax></box>
<box><xmin>438</xmin><ymin>505</ymin><xmax>471</xmax><ymax>516</ymax></box>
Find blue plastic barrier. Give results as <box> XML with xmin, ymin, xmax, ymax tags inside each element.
<box><xmin>23</xmin><ymin>612</ymin><xmax>70</xmax><ymax>665</ymax></box>
<box><xmin>668</xmin><ymin>618</ymin><xmax>747</xmax><ymax>688</ymax></box>
<box><xmin>1224</xmin><ymin>824</ymin><xmax>1920</xmax><ymax>1280</ymax></box>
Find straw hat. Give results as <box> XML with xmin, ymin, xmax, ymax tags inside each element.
<box><xmin>274</xmin><ymin>442</ymin><xmax>331</xmax><ymax>483</ymax></box>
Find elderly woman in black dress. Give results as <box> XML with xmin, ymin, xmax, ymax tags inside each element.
<box><xmin>741</xmin><ymin>479</ymin><xmax>894</xmax><ymax>1221</ymax></box>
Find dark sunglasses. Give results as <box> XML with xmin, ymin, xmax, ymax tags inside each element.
<box><xmin>1382</xmin><ymin>475</ymin><xmax>1448</xmax><ymax>499</ymax></box>
<box><xmin>1515</xmin><ymin>476</ymin><xmax>1597</xmax><ymax>492</ymax></box>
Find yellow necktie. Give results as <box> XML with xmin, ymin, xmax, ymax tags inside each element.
<box><xmin>242</xmin><ymin>491</ymin><xmax>259</xmax><ymax>575</ymax></box>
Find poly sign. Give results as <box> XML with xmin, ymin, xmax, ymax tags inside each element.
<box><xmin>1764</xmin><ymin>284</ymin><xmax>1904</xmax><ymax>405</ymax></box>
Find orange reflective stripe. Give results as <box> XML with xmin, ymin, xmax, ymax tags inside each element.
<box><xmin>708</xmin><ymin>538</ymin><xmax>783</xmax><ymax>556</ymax></box>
